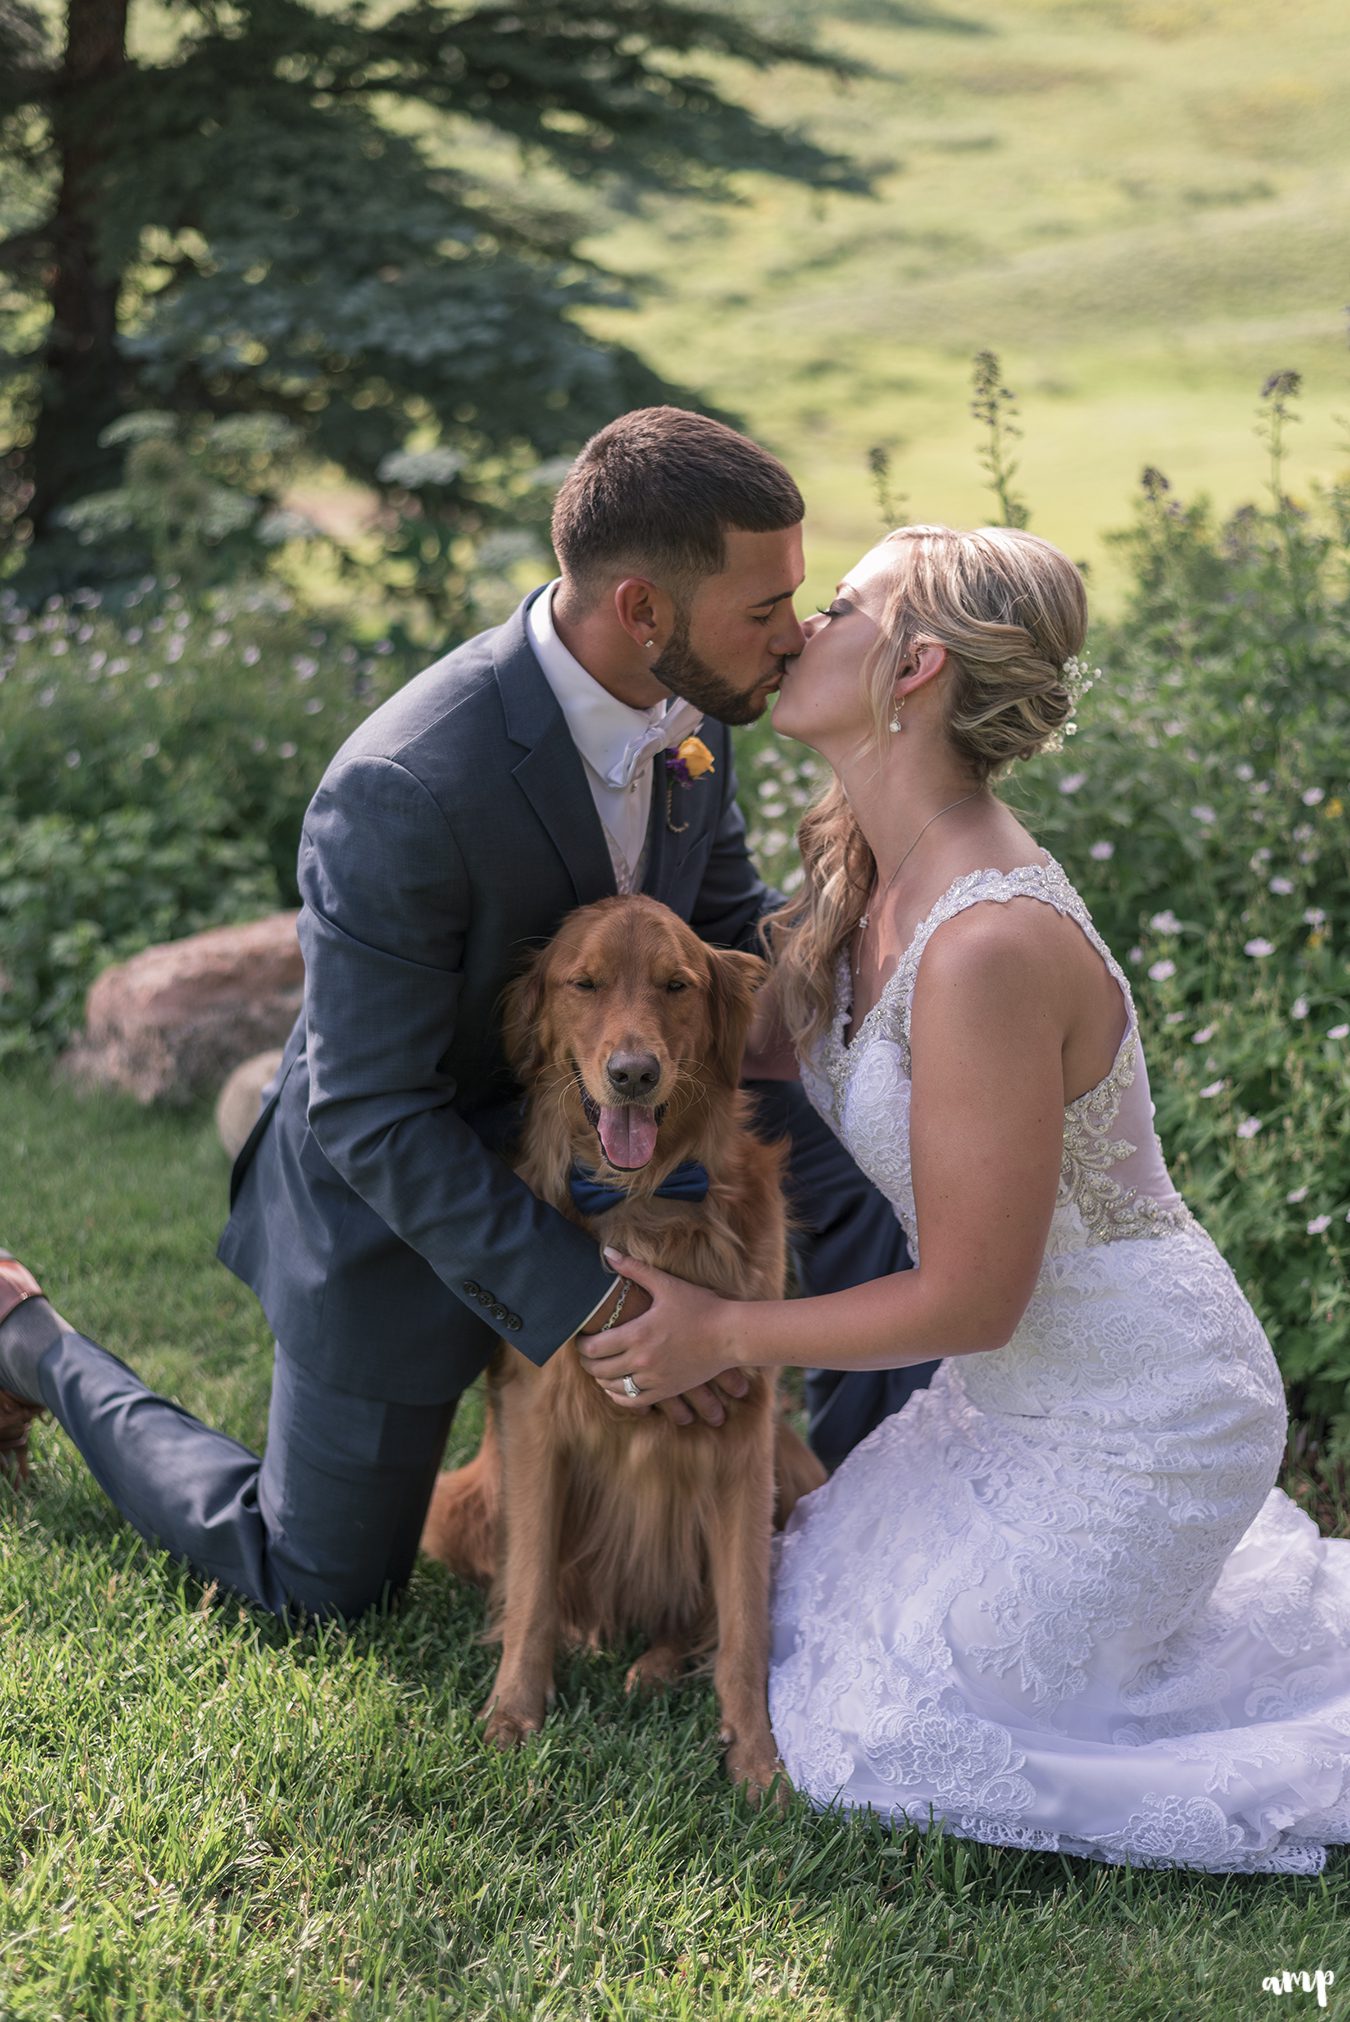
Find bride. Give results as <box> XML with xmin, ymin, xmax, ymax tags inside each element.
<box><xmin>580</xmin><ymin>522</ymin><xmax>1350</xmax><ymax>1875</ymax></box>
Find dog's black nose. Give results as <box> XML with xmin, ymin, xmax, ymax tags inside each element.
<box><xmin>605</xmin><ymin>1050</ymin><xmax>660</xmax><ymax>1096</ymax></box>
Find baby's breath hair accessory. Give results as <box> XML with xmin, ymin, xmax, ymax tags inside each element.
<box><xmin>1052</xmin><ymin>652</ymin><xmax>1100</xmax><ymax>747</ymax></box>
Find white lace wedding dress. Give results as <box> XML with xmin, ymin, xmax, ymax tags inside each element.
<box><xmin>770</xmin><ymin>855</ymin><xmax>1350</xmax><ymax>1875</ymax></box>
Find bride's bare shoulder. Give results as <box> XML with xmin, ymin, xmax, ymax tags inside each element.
<box><xmin>911</xmin><ymin>889</ymin><xmax>1079</xmax><ymax>1026</ymax></box>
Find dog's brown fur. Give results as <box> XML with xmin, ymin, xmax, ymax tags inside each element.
<box><xmin>420</xmin><ymin>895</ymin><xmax>825</xmax><ymax>1796</ymax></box>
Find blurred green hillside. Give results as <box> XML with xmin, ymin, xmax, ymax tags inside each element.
<box><xmin>579</xmin><ymin>0</ymin><xmax>1349</xmax><ymax>610</ymax></box>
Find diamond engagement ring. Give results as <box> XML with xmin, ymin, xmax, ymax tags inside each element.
<box><xmin>622</xmin><ymin>1375</ymin><xmax>641</xmax><ymax>1399</ymax></box>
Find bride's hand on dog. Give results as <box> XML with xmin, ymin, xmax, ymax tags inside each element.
<box><xmin>578</xmin><ymin>1247</ymin><xmax>749</xmax><ymax>1413</ymax></box>
<box><xmin>578</xmin><ymin>1278</ymin><xmax>719</xmax><ymax>1424</ymax></box>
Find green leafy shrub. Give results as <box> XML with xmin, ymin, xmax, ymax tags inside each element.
<box><xmin>0</xmin><ymin>806</ymin><xmax>279</xmax><ymax>1061</ymax></box>
<box><xmin>0</xmin><ymin>577</ymin><xmax>421</xmax><ymax>1053</ymax></box>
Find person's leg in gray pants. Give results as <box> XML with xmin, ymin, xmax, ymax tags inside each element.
<box><xmin>1</xmin><ymin>1288</ymin><xmax>457</xmax><ymax>1620</ymax></box>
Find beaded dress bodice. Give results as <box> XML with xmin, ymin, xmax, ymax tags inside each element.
<box><xmin>798</xmin><ymin>856</ymin><xmax>1193</xmax><ymax>1266</ymax></box>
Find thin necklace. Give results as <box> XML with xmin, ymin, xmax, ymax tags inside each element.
<box><xmin>858</xmin><ymin>790</ymin><xmax>985</xmax><ymax>934</ymax></box>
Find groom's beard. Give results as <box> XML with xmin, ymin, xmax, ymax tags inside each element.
<box><xmin>651</xmin><ymin>610</ymin><xmax>771</xmax><ymax>727</ymax></box>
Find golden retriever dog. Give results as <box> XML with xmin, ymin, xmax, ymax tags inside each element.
<box><xmin>420</xmin><ymin>894</ymin><xmax>825</xmax><ymax>1797</ymax></box>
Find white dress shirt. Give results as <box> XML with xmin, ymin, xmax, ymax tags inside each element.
<box><xmin>527</xmin><ymin>581</ymin><xmax>703</xmax><ymax>894</ymax></box>
<box><xmin>526</xmin><ymin>582</ymin><xmax>705</xmax><ymax>1341</ymax></box>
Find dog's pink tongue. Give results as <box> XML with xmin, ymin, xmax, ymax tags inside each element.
<box><xmin>598</xmin><ymin>1105</ymin><xmax>658</xmax><ymax>1170</ymax></box>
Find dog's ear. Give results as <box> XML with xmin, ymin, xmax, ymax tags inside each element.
<box><xmin>501</xmin><ymin>949</ymin><xmax>551</xmax><ymax>1082</ymax></box>
<box><xmin>706</xmin><ymin>949</ymin><xmax>769</xmax><ymax>1088</ymax></box>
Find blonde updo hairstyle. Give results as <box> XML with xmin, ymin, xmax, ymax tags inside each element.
<box><xmin>762</xmin><ymin>524</ymin><xmax>1089</xmax><ymax>1050</ymax></box>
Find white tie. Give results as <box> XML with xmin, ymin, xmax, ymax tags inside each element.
<box><xmin>603</xmin><ymin>699</ymin><xmax>704</xmax><ymax>791</ymax></box>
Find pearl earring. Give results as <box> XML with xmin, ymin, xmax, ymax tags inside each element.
<box><xmin>889</xmin><ymin>697</ymin><xmax>904</xmax><ymax>733</ymax></box>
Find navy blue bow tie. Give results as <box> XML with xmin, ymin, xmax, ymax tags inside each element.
<box><xmin>569</xmin><ymin>1160</ymin><xmax>710</xmax><ymax>1217</ymax></box>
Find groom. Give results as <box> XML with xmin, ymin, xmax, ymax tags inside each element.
<box><xmin>0</xmin><ymin>406</ymin><xmax>935</xmax><ymax>1619</ymax></box>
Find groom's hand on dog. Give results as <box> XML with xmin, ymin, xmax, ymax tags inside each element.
<box><xmin>577</xmin><ymin>1282</ymin><xmax>748</xmax><ymax>1427</ymax></box>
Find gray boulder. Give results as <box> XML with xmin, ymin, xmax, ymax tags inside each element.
<box><xmin>62</xmin><ymin>913</ymin><xmax>302</xmax><ymax>1106</ymax></box>
<box><xmin>215</xmin><ymin>1047</ymin><xmax>286</xmax><ymax>1159</ymax></box>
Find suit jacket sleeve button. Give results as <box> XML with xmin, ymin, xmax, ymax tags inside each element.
<box><xmin>507</xmin><ymin>1315</ymin><xmax>522</xmax><ymax>1332</ymax></box>
<box><xmin>463</xmin><ymin>1280</ymin><xmax>480</xmax><ymax>1297</ymax></box>
<box><xmin>491</xmin><ymin>1303</ymin><xmax>508</xmax><ymax>1322</ymax></box>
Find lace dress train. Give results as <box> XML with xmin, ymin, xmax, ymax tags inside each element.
<box><xmin>769</xmin><ymin>858</ymin><xmax>1350</xmax><ymax>1875</ymax></box>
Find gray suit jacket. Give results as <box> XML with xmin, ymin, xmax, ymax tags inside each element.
<box><xmin>217</xmin><ymin>590</ymin><xmax>778</xmax><ymax>1402</ymax></box>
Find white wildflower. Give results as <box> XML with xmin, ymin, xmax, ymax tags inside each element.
<box><xmin>1269</xmin><ymin>877</ymin><xmax>1294</xmax><ymax>896</ymax></box>
<box><xmin>1292</xmin><ymin>997</ymin><xmax>1309</xmax><ymax>1020</ymax></box>
<box><xmin>1191</xmin><ymin>805</ymin><xmax>1217</xmax><ymax>826</ymax></box>
<box><xmin>1089</xmin><ymin>840</ymin><xmax>1115</xmax><ymax>860</ymax></box>
<box><xmin>1148</xmin><ymin>960</ymin><xmax>1176</xmax><ymax>982</ymax></box>
<box><xmin>1236</xmin><ymin>1117</ymin><xmax>1262</xmax><ymax>1139</ymax></box>
<box><xmin>1286</xmin><ymin>1186</ymin><xmax>1309</xmax><ymax>1204</ymax></box>
<box><xmin>1150</xmin><ymin>910</ymin><xmax>1182</xmax><ymax>934</ymax></box>
<box><xmin>1058</xmin><ymin>772</ymin><xmax>1087</xmax><ymax>796</ymax></box>
<box><xmin>1192</xmin><ymin>1025</ymin><xmax>1215</xmax><ymax>1044</ymax></box>
<box><xmin>1307</xmin><ymin>1215</ymin><xmax>1331</xmax><ymax>1235</ymax></box>
<box><xmin>1199</xmin><ymin>1081</ymin><xmax>1226</xmax><ymax>1098</ymax></box>
<box><xmin>1329</xmin><ymin>1024</ymin><xmax>1349</xmax><ymax>1041</ymax></box>
<box><xmin>1302</xmin><ymin>787</ymin><xmax>1326</xmax><ymax>807</ymax></box>
<box><xmin>1244</xmin><ymin>938</ymin><xmax>1275</xmax><ymax>958</ymax></box>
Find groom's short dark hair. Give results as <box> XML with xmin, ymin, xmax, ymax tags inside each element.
<box><xmin>551</xmin><ymin>406</ymin><xmax>803</xmax><ymax>600</ymax></box>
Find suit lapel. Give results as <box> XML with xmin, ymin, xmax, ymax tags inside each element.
<box><xmin>494</xmin><ymin>593</ymin><xmax>616</xmax><ymax>905</ymax></box>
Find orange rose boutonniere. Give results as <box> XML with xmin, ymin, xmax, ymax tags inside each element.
<box><xmin>665</xmin><ymin>735</ymin><xmax>716</xmax><ymax>833</ymax></box>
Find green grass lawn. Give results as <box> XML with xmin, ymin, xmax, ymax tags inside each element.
<box><xmin>576</xmin><ymin>0</ymin><xmax>1350</xmax><ymax>611</ymax></box>
<box><xmin>2</xmin><ymin>1062</ymin><xmax>1347</xmax><ymax>2020</ymax></box>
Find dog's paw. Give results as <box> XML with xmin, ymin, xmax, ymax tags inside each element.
<box><xmin>724</xmin><ymin>1739</ymin><xmax>790</xmax><ymax>1810</ymax></box>
<box><xmin>480</xmin><ymin>1702</ymin><xmax>545</xmax><ymax>1750</ymax></box>
<box><xmin>624</xmin><ymin>1642</ymin><xmax>686</xmax><ymax>1694</ymax></box>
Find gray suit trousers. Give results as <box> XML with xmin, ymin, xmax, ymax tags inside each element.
<box><xmin>34</xmin><ymin>1329</ymin><xmax>456</xmax><ymax>1620</ymax></box>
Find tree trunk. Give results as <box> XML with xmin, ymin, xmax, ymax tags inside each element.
<box><xmin>25</xmin><ymin>0</ymin><xmax>131</xmax><ymax>543</ymax></box>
